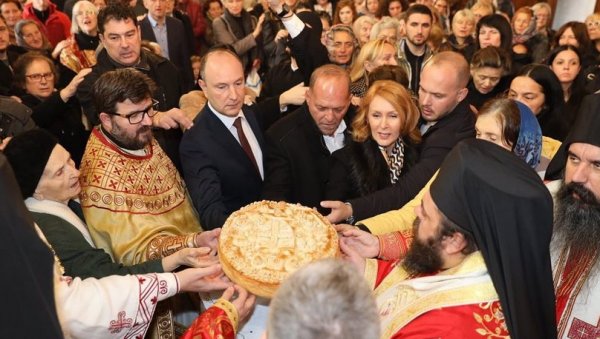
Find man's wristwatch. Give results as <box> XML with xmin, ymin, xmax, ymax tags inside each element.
<box><xmin>275</xmin><ymin>4</ymin><xmax>291</xmax><ymax>18</ymax></box>
<box><xmin>344</xmin><ymin>202</ymin><xmax>355</xmax><ymax>225</ymax></box>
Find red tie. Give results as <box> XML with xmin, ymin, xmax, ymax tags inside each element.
<box><xmin>233</xmin><ymin>117</ymin><xmax>260</xmax><ymax>174</ymax></box>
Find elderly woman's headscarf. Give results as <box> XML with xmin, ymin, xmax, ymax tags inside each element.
<box><xmin>513</xmin><ymin>100</ymin><xmax>542</xmax><ymax>168</ymax></box>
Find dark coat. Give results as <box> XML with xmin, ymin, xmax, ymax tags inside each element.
<box><xmin>140</xmin><ymin>15</ymin><xmax>194</xmax><ymax>92</ymax></box>
<box><xmin>76</xmin><ymin>48</ymin><xmax>184</xmax><ymax>171</ymax></box>
<box><xmin>325</xmin><ymin>137</ymin><xmax>419</xmax><ymax>201</ymax></box>
<box><xmin>349</xmin><ymin>99</ymin><xmax>476</xmax><ymax>220</ymax></box>
<box><xmin>288</xmin><ymin>21</ymin><xmax>329</xmax><ymax>85</ymax></box>
<box><xmin>20</xmin><ymin>92</ymin><xmax>89</xmax><ymax>166</ymax></box>
<box><xmin>466</xmin><ymin>75</ymin><xmax>511</xmax><ymax>112</ymax></box>
<box><xmin>180</xmin><ymin>100</ymin><xmax>280</xmax><ymax>230</ymax></box>
<box><xmin>0</xmin><ymin>45</ymin><xmax>26</xmax><ymax>96</ymax></box>
<box><xmin>31</xmin><ymin>203</ymin><xmax>163</xmax><ymax>279</ymax></box>
<box><xmin>0</xmin><ymin>156</ymin><xmax>63</xmax><ymax>339</ymax></box>
<box><xmin>212</xmin><ymin>9</ymin><xmax>259</xmax><ymax>72</ymax></box>
<box><xmin>172</xmin><ymin>9</ymin><xmax>197</xmax><ymax>57</ymax></box>
<box><xmin>262</xmin><ymin>104</ymin><xmax>356</xmax><ymax>213</ymax></box>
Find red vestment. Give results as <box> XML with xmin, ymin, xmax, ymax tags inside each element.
<box><xmin>369</xmin><ymin>252</ymin><xmax>510</xmax><ymax>338</ymax></box>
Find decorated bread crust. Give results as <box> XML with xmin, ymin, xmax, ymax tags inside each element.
<box><xmin>219</xmin><ymin>200</ymin><xmax>339</xmax><ymax>298</ymax></box>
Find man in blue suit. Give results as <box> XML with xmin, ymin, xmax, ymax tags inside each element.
<box><xmin>180</xmin><ymin>48</ymin><xmax>271</xmax><ymax>230</ymax></box>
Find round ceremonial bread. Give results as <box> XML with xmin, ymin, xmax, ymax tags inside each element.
<box><xmin>219</xmin><ymin>200</ymin><xmax>339</xmax><ymax>298</ymax></box>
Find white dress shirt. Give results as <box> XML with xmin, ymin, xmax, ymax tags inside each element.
<box><xmin>323</xmin><ymin>120</ymin><xmax>347</xmax><ymax>154</ymax></box>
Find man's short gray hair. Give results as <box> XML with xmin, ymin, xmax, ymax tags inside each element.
<box><xmin>267</xmin><ymin>259</ymin><xmax>380</xmax><ymax>339</ymax></box>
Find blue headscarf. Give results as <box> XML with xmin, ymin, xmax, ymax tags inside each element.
<box><xmin>513</xmin><ymin>101</ymin><xmax>542</xmax><ymax>168</ymax></box>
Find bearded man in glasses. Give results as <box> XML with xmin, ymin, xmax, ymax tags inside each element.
<box><xmin>78</xmin><ymin>68</ymin><xmax>221</xmax><ymax>338</ymax></box>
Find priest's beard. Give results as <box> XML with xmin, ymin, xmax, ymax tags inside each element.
<box><xmin>110</xmin><ymin>122</ymin><xmax>153</xmax><ymax>150</ymax></box>
<box><xmin>553</xmin><ymin>182</ymin><xmax>600</xmax><ymax>271</ymax></box>
<box><xmin>402</xmin><ymin>217</ymin><xmax>444</xmax><ymax>276</ymax></box>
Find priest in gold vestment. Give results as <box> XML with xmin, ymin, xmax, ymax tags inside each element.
<box><xmin>79</xmin><ymin>68</ymin><xmax>222</xmax><ymax>337</ymax></box>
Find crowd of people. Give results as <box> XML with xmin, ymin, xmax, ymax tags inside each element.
<box><xmin>1</xmin><ymin>0</ymin><xmax>600</xmax><ymax>338</ymax></box>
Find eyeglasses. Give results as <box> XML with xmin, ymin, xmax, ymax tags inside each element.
<box><xmin>587</xmin><ymin>21</ymin><xmax>600</xmax><ymax>28</ymax></box>
<box><xmin>106</xmin><ymin>99</ymin><xmax>159</xmax><ymax>124</ymax></box>
<box><xmin>25</xmin><ymin>72</ymin><xmax>54</xmax><ymax>82</ymax></box>
<box><xmin>75</xmin><ymin>10</ymin><xmax>96</xmax><ymax>16</ymax></box>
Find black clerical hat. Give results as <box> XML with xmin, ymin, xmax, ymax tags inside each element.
<box><xmin>545</xmin><ymin>93</ymin><xmax>600</xmax><ymax>180</ymax></box>
<box><xmin>430</xmin><ymin>139</ymin><xmax>557</xmax><ymax>339</ymax></box>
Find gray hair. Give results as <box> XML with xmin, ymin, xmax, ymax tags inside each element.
<box><xmin>352</xmin><ymin>15</ymin><xmax>376</xmax><ymax>39</ymax></box>
<box><xmin>267</xmin><ymin>259</ymin><xmax>380</xmax><ymax>339</ymax></box>
<box><xmin>71</xmin><ymin>1</ymin><xmax>99</xmax><ymax>34</ymax></box>
<box><xmin>325</xmin><ymin>24</ymin><xmax>359</xmax><ymax>60</ymax></box>
<box><xmin>14</xmin><ymin>19</ymin><xmax>52</xmax><ymax>51</ymax></box>
<box><xmin>370</xmin><ymin>16</ymin><xmax>400</xmax><ymax>40</ymax></box>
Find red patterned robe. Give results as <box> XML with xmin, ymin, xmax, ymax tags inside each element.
<box><xmin>182</xmin><ymin>300</ymin><xmax>237</xmax><ymax>339</ymax></box>
<box><xmin>365</xmin><ymin>252</ymin><xmax>509</xmax><ymax>338</ymax></box>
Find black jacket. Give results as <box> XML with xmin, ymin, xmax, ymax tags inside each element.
<box><xmin>325</xmin><ymin>137</ymin><xmax>419</xmax><ymax>201</ymax></box>
<box><xmin>21</xmin><ymin>92</ymin><xmax>89</xmax><ymax>166</ymax></box>
<box><xmin>0</xmin><ymin>45</ymin><xmax>26</xmax><ymax>96</ymax></box>
<box><xmin>262</xmin><ymin>104</ymin><xmax>356</xmax><ymax>213</ymax></box>
<box><xmin>349</xmin><ymin>99</ymin><xmax>475</xmax><ymax>220</ymax></box>
<box><xmin>76</xmin><ymin>49</ymin><xmax>184</xmax><ymax>171</ymax></box>
<box><xmin>140</xmin><ymin>15</ymin><xmax>194</xmax><ymax>92</ymax></box>
<box><xmin>180</xmin><ymin>104</ymin><xmax>268</xmax><ymax>230</ymax></box>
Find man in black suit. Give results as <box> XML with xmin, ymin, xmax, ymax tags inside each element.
<box><xmin>180</xmin><ymin>48</ymin><xmax>270</xmax><ymax>230</ymax></box>
<box><xmin>140</xmin><ymin>0</ymin><xmax>194</xmax><ymax>92</ymax></box>
<box><xmin>262</xmin><ymin>64</ymin><xmax>353</xmax><ymax>211</ymax></box>
<box><xmin>322</xmin><ymin>51</ymin><xmax>475</xmax><ymax>224</ymax></box>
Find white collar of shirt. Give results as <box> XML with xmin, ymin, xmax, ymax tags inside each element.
<box><xmin>420</xmin><ymin>120</ymin><xmax>437</xmax><ymax>135</ymax></box>
<box><xmin>323</xmin><ymin>120</ymin><xmax>347</xmax><ymax>154</ymax></box>
<box><xmin>208</xmin><ymin>101</ymin><xmax>244</xmax><ymax>128</ymax></box>
<box><xmin>147</xmin><ymin>14</ymin><xmax>165</xmax><ymax>27</ymax></box>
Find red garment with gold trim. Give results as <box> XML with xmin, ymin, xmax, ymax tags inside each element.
<box><xmin>182</xmin><ymin>305</ymin><xmax>236</xmax><ymax>339</ymax></box>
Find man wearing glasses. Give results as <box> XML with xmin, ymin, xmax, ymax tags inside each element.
<box><xmin>76</xmin><ymin>3</ymin><xmax>193</xmax><ymax>172</ymax></box>
<box><xmin>78</xmin><ymin>68</ymin><xmax>214</xmax><ymax>338</ymax></box>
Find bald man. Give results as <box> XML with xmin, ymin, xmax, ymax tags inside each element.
<box><xmin>324</xmin><ymin>51</ymin><xmax>475</xmax><ymax>224</ymax></box>
<box><xmin>180</xmin><ymin>48</ymin><xmax>270</xmax><ymax>230</ymax></box>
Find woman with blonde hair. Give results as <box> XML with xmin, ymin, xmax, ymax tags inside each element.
<box><xmin>440</xmin><ymin>9</ymin><xmax>475</xmax><ymax>59</ymax></box>
<box><xmin>325</xmin><ymin>80</ymin><xmax>420</xmax><ymax>201</ymax></box>
<box><xmin>349</xmin><ymin>38</ymin><xmax>398</xmax><ymax>97</ymax></box>
<box><xmin>585</xmin><ymin>12</ymin><xmax>600</xmax><ymax>56</ymax></box>
<box><xmin>532</xmin><ymin>2</ymin><xmax>553</xmax><ymax>38</ymax></box>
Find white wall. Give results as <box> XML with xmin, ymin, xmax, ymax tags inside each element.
<box><xmin>553</xmin><ymin>0</ymin><xmax>596</xmax><ymax>29</ymax></box>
